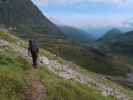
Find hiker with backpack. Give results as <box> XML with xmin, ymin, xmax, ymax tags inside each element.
<box><xmin>28</xmin><ymin>40</ymin><xmax>39</xmax><ymax>68</ymax></box>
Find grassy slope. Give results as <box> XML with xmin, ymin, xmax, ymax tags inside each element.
<box><xmin>42</xmin><ymin>41</ymin><xmax>130</xmax><ymax>76</ymax></box>
<box><xmin>0</xmin><ymin>47</ymin><xmax>30</xmax><ymax>99</ymax></box>
<box><xmin>11</xmin><ymin>27</ymin><xmax>131</xmax><ymax>76</ymax></box>
<box><xmin>0</xmin><ymin>32</ymin><xmax>115</xmax><ymax>100</ymax></box>
<box><xmin>39</xmin><ymin>67</ymin><xmax>114</xmax><ymax>100</ymax></box>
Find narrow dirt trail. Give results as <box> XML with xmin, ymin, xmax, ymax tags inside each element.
<box><xmin>24</xmin><ymin>68</ymin><xmax>47</xmax><ymax>100</ymax></box>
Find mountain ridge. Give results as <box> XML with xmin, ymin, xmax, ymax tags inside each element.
<box><xmin>96</xmin><ymin>30</ymin><xmax>133</xmax><ymax>55</ymax></box>
<box><xmin>58</xmin><ymin>25</ymin><xmax>94</xmax><ymax>44</ymax></box>
<box><xmin>97</xmin><ymin>28</ymin><xmax>123</xmax><ymax>43</ymax></box>
<box><xmin>0</xmin><ymin>0</ymin><xmax>65</xmax><ymax>39</ymax></box>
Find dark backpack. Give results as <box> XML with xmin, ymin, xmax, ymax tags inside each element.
<box><xmin>31</xmin><ymin>40</ymin><xmax>39</xmax><ymax>53</ymax></box>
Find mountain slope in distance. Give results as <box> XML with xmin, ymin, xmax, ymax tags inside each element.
<box><xmin>97</xmin><ymin>28</ymin><xmax>123</xmax><ymax>43</ymax></box>
<box><xmin>96</xmin><ymin>30</ymin><xmax>133</xmax><ymax>55</ymax></box>
<box><xmin>58</xmin><ymin>25</ymin><xmax>94</xmax><ymax>44</ymax></box>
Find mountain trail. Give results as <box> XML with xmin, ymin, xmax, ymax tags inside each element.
<box><xmin>24</xmin><ymin>68</ymin><xmax>47</xmax><ymax>100</ymax></box>
<box><xmin>0</xmin><ymin>39</ymin><xmax>132</xmax><ymax>100</ymax></box>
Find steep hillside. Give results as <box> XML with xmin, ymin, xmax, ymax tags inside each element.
<box><xmin>0</xmin><ymin>31</ymin><xmax>133</xmax><ymax>100</ymax></box>
<box><xmin>95</xmin><ymin>30</ymin><xmax>133</xmax><ymax>89</ymax></box>
<box><xmin>0</xmin><ymin>0</ymin><xmax>65</xmax><ymax>39</ymax></box>
<box><xmin>96</xmin><ymin>30</ymin><xmax>133</xmax><ymax>55</ymax></box>
<box><xmin>43</xmin><ymin>39</ymin><xmax>132</xmax><ymax>76</ymax></box>
<box><xmin>59</xmin><ymin>25</ymin><xmax>94</xmax><ymax>44</ymax></box>
<box><xmin>109</xmin><ymin>30</ymin><xmax>133</xmax><ymax>55</ymax></box>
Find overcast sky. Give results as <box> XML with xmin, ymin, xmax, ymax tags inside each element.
<box><xmin>32</xmin><ymin>0</ymin><xmax>133</xmax><ymax>28</ymax></box>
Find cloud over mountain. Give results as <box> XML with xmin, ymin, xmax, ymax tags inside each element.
<box><xmin>32</xmin><ymin>0</ymin><xmax>133</xmax><ymax>31</ymax></box>
<box><xmin>32</xmin><ymin>0</ymin><xmax>48</xmax><ymax>6</ymax></box>
<box><xmin>33</xmin><ymin>0</ymin><xmax>133</xmax><ymax>5</ymax></box>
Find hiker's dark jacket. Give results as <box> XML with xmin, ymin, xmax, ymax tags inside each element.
<box><xmin>28</xmin><ymin>40</ymin><xmax>39</xmax><ymax>67</ymax></box>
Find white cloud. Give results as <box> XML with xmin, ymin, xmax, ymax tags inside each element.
<box><xmin>32</xmin><ymin>0</ymin><xmax>133</xmax><ymax>29</ymax></box>
<box><xmin>33</xmin><ymin>0</ymin><xmax>133</xmax><ymax>5</ymax></box>
<box><xmin>48</xmin><ymin>12</ymin><xmax>132</xmax><ymax>28</ymax></box>
<box><xmin>48</xmin><ymin>0</ymin><xmax>123</xmax><ymax>4</ymax></box>
<box><xmin>32</xmin><ymin>0</ymin><xmax>48</xmax><ymax>6</ymax></box>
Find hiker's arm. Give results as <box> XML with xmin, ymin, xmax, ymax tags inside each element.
<box><xmin>28</xmin><ymin>47</ymin><xmax>31</xmax><ymax>56</ymax></box>
<box><xmin>37</xmin><ymin>48</ymin><xmax>39</xmax><ymax>53</ymax></box>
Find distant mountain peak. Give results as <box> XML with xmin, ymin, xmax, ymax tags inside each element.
<box><xmin>97</xmin><ymin>28</ymin><xmax>122</xmax><ymax>42</ymax></box>
<box><xmin>106</xmin><ymin>28</ymin><xmax>122</xmax><ymax>34</ymax></box>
